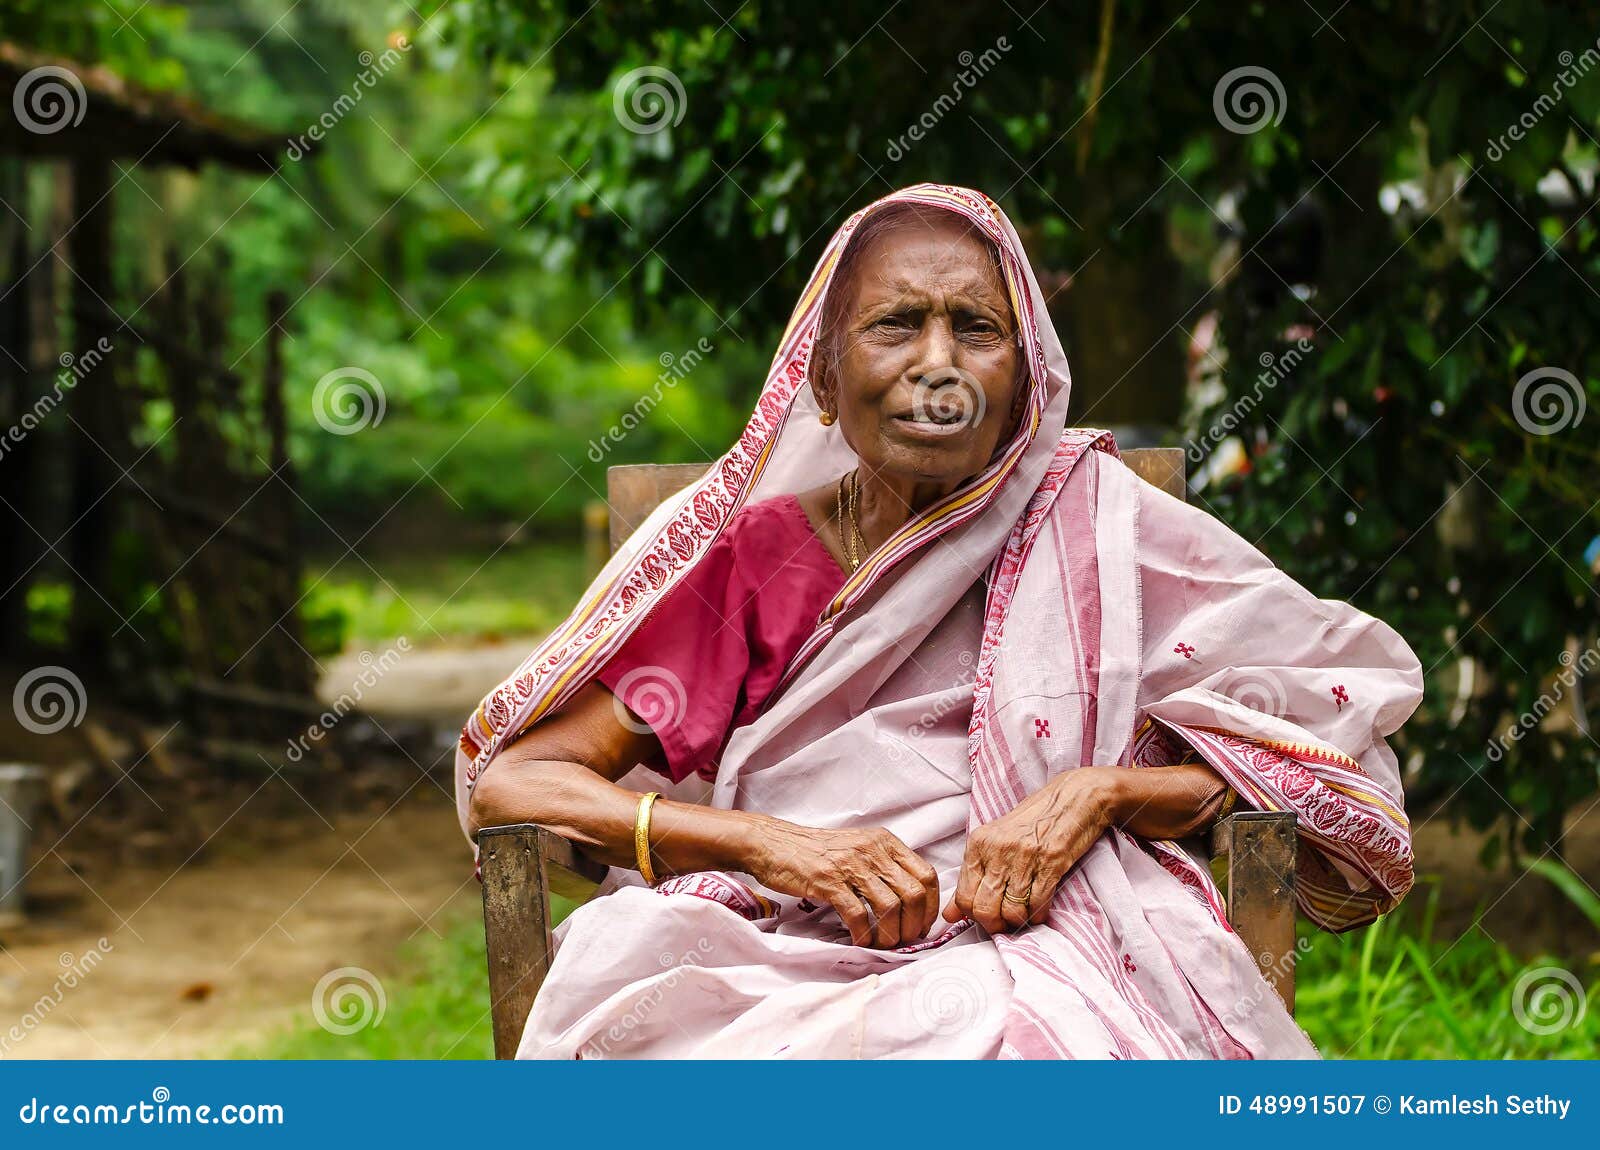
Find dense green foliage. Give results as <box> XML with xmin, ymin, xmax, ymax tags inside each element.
<box><xmin>4</xmin><ymin>0</ymin><xmax>761</xmax><ymax>537</ymax></box>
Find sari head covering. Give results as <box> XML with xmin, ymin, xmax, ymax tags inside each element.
<box><xmin>458</xmin><ymin>184</ymin><xmax>1422</xmax><ymax>1059</ymax></box>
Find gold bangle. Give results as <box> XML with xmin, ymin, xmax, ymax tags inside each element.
<box><xmin>634</xmin><ymin>791</ymin><xmax>661</xmax><ymax>886</ymax></box>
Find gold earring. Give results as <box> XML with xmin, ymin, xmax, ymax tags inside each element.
<box><xmin>819</xmin><ymin>410</ymin><xmax>835</xmax><ymax>427</ymax></box>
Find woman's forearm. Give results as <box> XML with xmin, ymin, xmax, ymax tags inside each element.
<box><xmin>468</xmin><ymin>754</ymin><xmax>773</xmax><ymax>878</ymax></box>
<box><xmin>1104</xmin><ymin>763</ymin><xmax>1233</xmax><ymax>840</ymax></box>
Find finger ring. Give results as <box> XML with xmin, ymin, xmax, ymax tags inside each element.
<box><xmin>1002</xmin><ymin>890</ymin><xmax>1031</xmax><ymax>904</ymax></box>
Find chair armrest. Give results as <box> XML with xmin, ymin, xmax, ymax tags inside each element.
<box><xmin>1211</xmin><ymin>811</ymin><xmax>1297</xmax><ymax>1012</ymax></box>
<box><xmin>477</xmin><ymin>824</ymin><xmax>607</xmax><ymax>1059</ymax></box>
<box><xmin>534</xmin><ymin>828</ymin><xmax>610</xmax><ymax>899</ymax></box>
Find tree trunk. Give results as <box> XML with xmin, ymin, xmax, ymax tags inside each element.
<box><xmin>1056</xmin><ymin>204</ymin><xmax>1187</xmax><ymax>434</ymax></box>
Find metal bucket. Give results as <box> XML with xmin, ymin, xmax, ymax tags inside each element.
<box><xmin>0</xmin><ymin>763</ymin><xmax>48</xmax><ymax>927</ymax></box>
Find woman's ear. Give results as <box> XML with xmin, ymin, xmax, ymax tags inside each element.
<box><xmin>809</xmin><ymin>361</ymin><xmax>837</xmax><ymax>421</ymax></box>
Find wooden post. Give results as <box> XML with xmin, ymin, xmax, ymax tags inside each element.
<box><xmin>1213</xmin><ymin>811</ymin><xmax>1298</xmax><ymax>1011</ymax></box>
<box><xmin>605</xmin><ymin>462</ymin><xmax>715</xmax><ymax>551</ymax></box>
<box><xmin>478</xmin><ymin>825</ymin><xmax>555</xmax><ymax>1060</ymax></box>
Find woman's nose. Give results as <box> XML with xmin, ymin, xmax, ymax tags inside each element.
<box><xmin>908</xmin><ymin>315</ymin><xmax>958</xmax><ymax>377</ymax></box>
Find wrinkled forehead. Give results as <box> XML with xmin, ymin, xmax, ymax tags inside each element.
<box><xmin>827</xmin><ymin>201</ymin><xmax>1022</xmax><ymax>324</ymax></box>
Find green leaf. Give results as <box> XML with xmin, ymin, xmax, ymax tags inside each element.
<box><xmin>1426</xmin><ymin>76</ymin><xmax>1463</xmax><ymax>161</ymax></box>
<box><xmin>1523</xmin><ymin>858</ymin><xmax>1600</xmax><ymax>932</ymax></box>
<box><xmin>1404</xmin><ymin>323</ymin><xmax>1438</xmax><ymax>364</ymax></box>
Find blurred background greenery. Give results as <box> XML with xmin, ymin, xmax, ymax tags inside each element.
<box><xmin>0</xmin><ymin>0</ymin><xmax>1597</xmax><ymax>1059</ymax></box>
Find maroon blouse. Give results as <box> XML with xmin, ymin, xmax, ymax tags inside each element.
<box><xmin>596</xmin><ymin>494</ymin><xmax>847</xmax><ymax>784</ymax></box>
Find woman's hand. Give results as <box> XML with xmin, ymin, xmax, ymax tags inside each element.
<box><xmin>743</xmin><ymin>819</ymin><xmax>941</xmax><ymax>950</ymax></box>
<box><xmin>940</xmin><ymin>767</ymin><xmax>1122</xmax><ymax>934</ymax></box>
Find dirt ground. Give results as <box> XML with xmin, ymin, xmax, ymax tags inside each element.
<box><xmin>2</xmin><ymin>637</ymin><xmax>1597</xmax><ymax>1058</ymax></box>
<box><xmin>0</xmin><ymin>787</ymin><xmax>472</xmax><ymax>1059</ymax></box>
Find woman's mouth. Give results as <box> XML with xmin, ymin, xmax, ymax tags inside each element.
<box><xmin>890</xmin><ymin>413</ymin><xmax>970</xmax><ymax>438</ymax></box>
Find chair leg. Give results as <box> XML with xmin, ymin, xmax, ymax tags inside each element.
<box><xmin>478</xmin><ymin>825</ymin><xmax>554</xmax><ymax>1060</ymax></box>
<box><xmin>1211</xmin><ymin>811</ymin><xmax>1298</xmax><ymax>1013</ymax></box>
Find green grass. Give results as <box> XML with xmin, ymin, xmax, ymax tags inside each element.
<box><xmin>1295</xmin><ymin>883</ymin><xmax>1599</xmax><ymax>1059</ymax></box>
<box><xmin>244</xmin><ymin>899</ymin><xmax>578</xmax><ymax>1060</ymax></box>
<box><xmin>305</xmin><ymin>540</ymin><xmax>591</xmax><ymax>649</ymax></box>
<box><xmin>242</xmin><ymin>910</ymin><xmax>494</xmax><ymax>1060</ymax></box>
<box><xmin>245</xmin><ymin>888</ymin><xmax>1597</xmax><ymax>1059</ymax></box>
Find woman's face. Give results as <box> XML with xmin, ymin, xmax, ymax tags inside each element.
<box><xmin>821</xmin><ymin>213</ymin><xmax>1024</xmax><ymax>487</ymax></box>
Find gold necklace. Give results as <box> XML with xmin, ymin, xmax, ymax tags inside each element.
<box><xmin>837</xmin><ymin>470</ymin><xmax>865</xmax><ymax>572</ymax></box>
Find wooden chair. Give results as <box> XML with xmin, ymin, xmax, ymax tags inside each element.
<box><xmin>478</xmin><ymin>448</ymin><xmax>1298</xmax><ymax>1059</ymax></box>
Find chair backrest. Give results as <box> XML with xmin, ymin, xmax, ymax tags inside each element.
<box><xmin>606</xmin><ymin>447</ymin><xmax>1185</xmax><ymax>552</ymax></box>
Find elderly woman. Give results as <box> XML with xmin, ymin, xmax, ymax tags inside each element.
<box><xmin>457</xmin><ymin>184</ymin><xmax>1420</xmax><ymax>1059</ymax></box>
